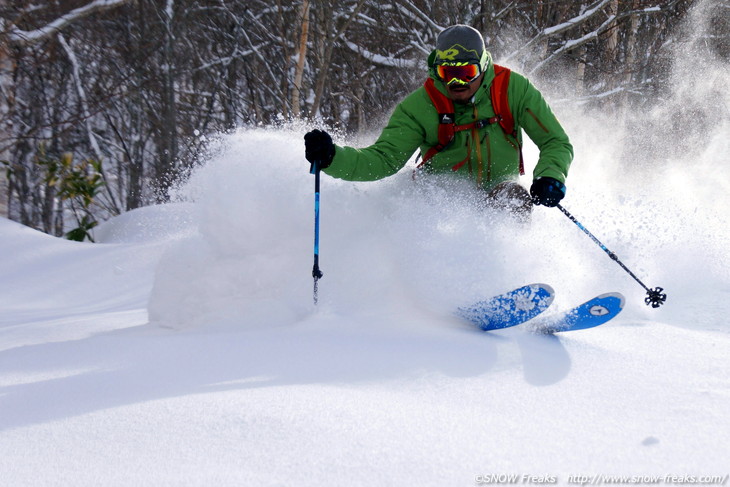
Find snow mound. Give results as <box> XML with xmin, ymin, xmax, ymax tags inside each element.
<box><xmin>94</xmin><ymin>202</ymin><xmax>197</xmax><ymax>244</ymax></box>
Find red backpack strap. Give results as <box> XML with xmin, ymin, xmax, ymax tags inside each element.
<box><xmin>491</xmin><ymin>64</ymin><xmax>524</xmax><ymax>175</ymax></box>
<box><xmin>421</xmin><ymin>78</ymin><xmax>456</xmax><ymax>166</ymax></box>
<box><xmin>491</xmin><ymin>65</ymin><xmax>513</xmax><ymax>135</ymax></box>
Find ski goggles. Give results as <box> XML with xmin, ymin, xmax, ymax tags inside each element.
<box><xmin>436</xmin><ymin>63</ymin><xmax>481</xmax><ymax>86</ymax></box>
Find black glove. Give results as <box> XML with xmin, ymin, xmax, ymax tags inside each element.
<box><xmin>304</xmin><ymin>129</ymin><xmax>335</xmax><ymax>171</ymax></box>
<box><xmin>530</xmin><ymin>177</ymin><xmax>566</xmax><ymax>207</ymax></box>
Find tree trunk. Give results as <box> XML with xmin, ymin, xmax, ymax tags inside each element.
<box><xmin>309</xmin><ymin>0</ymin><xmax>366</xmax><ymax>118</ymax></box>
<box><xmin>156</xmin><ymin>0</ymin><xmax>178</xmax><ymax>201</ymax></box>
<box><xmin>0</xmin><ymin>40</ymin><xmax>12</xmax><ymax>218</ymax></box>
<box><xmin>291</xmin><ymin>0</ymin><xmax>310</xmax><ymax>119</ymax></box>
<box><xmin>605</xmin><ymin>0</ymin><xmax>620</xmax><ymax>85</ymax></box>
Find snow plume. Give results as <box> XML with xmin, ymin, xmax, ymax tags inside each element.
<box><xmin>650</xmin><ymin>0</ymin><xmax>730</xmax><ymax>321</ymax></box>
<box><xmin>551</xmin><ymin>0</ymin><xmax>730</xmax><ymax>324</ymax></box>
<box><xmin>147</xmin><ymin>126</ymin><xmax>315</xmax><ymax>329</ymax></box>
<box><xmin>147</xmin><ymin>125</ymin><xmax>550</xmax><ymax>330</ymax></box>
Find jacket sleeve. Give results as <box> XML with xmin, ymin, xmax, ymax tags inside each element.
<box><xmin>323</xmin><ymin>92</ymin><xmax>427</xmax><ymax>181</ymax></box>
<box><xmin>509</xmin><ymin>73</ymin><xmax>573</xmax><ymax>183</ymax></box>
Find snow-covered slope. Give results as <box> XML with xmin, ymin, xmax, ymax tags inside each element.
<box><xmin>0</xmin><ymin>121</ymin><xmax>728</xmax><ymax>486</ymax></box>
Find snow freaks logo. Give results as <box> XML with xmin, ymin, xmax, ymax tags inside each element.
<box><xmin>474</xmin><ymin>473</ymin><xmax>730</xmax><ymax>485</ymax></box>
<box><xmin>475</xmin><ymin>474</ymin><xmax>557</xmax><ymax>484</ymax></box>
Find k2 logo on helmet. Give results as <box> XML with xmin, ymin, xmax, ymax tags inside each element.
<box><xmin>436</xmin><ymin>44</ymin><xmax>481</xmax><ymax>62</ymax></box>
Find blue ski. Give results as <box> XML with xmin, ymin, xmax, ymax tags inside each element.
<box><xmin>529</xmin><ymin>292</ymin><xmax>625</xmax><ymax>333</ymax></box>
<box><xmin>458</xmin><ymin>283</ymin><xmax>555</xmax><ymax>331</ymax></box>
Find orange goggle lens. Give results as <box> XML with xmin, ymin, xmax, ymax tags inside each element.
<box><xmin>436</xmin><ymin>64</ymin><xmax>480</xmax><ymax>84</ymax></box>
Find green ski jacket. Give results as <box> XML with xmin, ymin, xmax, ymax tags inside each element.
<box><xmin>324</xmin><ymin>53</ymin><xmax>573</xmax><ymax>191</ymax></box>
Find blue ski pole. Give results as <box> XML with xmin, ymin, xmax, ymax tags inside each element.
<box><xmin>310</xmin><ymin>160</ymin><xmax>324</xmax><ymax>305</ymax></box>
<box><xmin>556</xmin><ymin>203</ymin><xmax>666</xmax><ymax>308</ymax></box>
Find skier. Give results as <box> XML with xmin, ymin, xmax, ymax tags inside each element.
<box><xmin>304</xmin><ymin>24</ymin><xmax>573</xmax><ymax>220</ymax></box>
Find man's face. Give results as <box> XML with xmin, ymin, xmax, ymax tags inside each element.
<box><xmin>445</xmin><ymin>73</ymin><xmax>484</xmax><ymax>104</ymax></box>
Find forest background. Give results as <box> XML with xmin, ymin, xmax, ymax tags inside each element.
<box><xmin>0</xmin><ymin>0</ymin><xmax>727</xmax><ymax>239</ymax></box>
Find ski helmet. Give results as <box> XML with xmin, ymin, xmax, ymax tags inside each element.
<box><xmin>434</xmin><ymin>25</ymin><xmax>489</xmax><ymax>73</ymax></box>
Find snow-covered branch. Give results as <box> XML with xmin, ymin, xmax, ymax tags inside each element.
<box><xmin>528</xmin><ymin>14</ymin><xmax>617</xmax><ymax>76</ymax></box>
<box><xmin>395</xmin><ymin>0</ymin><xmax>443</xmax><ymax>32</ymax></box>
<box><xmin>503</xmin><ymin>0</ymin><xmax>612</xmax><ymax>63</ymax></box>
<box><xmin>6</xmin><ymin>0</ymin><xmax>133</xmax><ymax>47</ymax></box>
<box><xmin>527</xmin><ymin>2</ymin><xmax>683</xmax><ymax>76</ymax></box>
<box><xmin>344</xmin><ymin>41</ymin><xmax>420</xmax><ymax>69</ymax></box>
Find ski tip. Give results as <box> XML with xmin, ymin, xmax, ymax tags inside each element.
<box><xmin>529</xmin><ymin>283</ymin><xmax>555</xmax><ymax>294</ymax></box>
<box><xmin>595</xmin><ymin>292</ymin><xmax>626</xmax><ymax>309</ymax></box>
<box><xmin>529</xmin><ymin>283</ymin><xmax>555</xmax><ymax>306</ymax></box>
